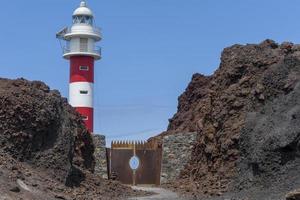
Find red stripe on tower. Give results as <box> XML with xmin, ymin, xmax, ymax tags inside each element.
<box><xmin>70</xmin><ymin>56</ymin><xmax>94</xmax><ymax>132</ymax></box>
<box><xmin>76</xmin><ymin>107</ymin><xmax>94</xmax><ymax>132</ymax></box>
<box><xmin>57</xmin><ymin>1</ymin><xmax>102</xmax><ymax>133</ymax></box>
<box><xmin>70</xmin><ymin>56</ymin><xmax>94</xmax><ymax>83</ymax></box>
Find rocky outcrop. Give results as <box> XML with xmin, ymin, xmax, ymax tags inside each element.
<box><xmin>167</xmin><ymin>74</ymin><xmax>212</xmax><ymax>133</ymax></box>
<box><xmin>286</xmin><ymin>189</ymin><xmax>300</xmax><ymax>200</ymax></box>
<box><xmin>0</xmin><ymin>78</ymin><xmax>142</xmax><ymax>199</ymax></box>
<box><xmin>0</xmin><ymin>78</ymin><xmax>94</xmax><ymax>185</ymax></box>
<box><xmin>164</xmin><ymin>40</ymin><xmax>300</xmax><ymax>198</ymax></box>
<box><xmin>238</xmin><ymin>82</ymin><xmax>300</xmax><ymax>191</ymax></box>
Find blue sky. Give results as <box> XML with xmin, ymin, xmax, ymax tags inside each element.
<box><xmin>0</xmin><ymin>0</ymin><xmax>300</xmax><ymax>145</ymax></box>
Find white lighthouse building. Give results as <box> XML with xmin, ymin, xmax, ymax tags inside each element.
<box><xmin>57</xmin><ymin>1</ymin><xmax>101</xmax><ymax>133</ymax></box>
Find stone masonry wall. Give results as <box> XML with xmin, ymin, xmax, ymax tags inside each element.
<box><xmin>93</xmin><ymin>135</ymin><xmax>108</xmax><ymax>179</ymax></box>
<box><xmin>161</xmin><ymin>132</ymin><xmax>197</xmax><ymax>184</ymax></box>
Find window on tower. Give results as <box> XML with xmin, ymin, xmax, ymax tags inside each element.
<box><xmin>80</xmin><ymin>90</ymin><xmax>89</xmax><ymax>95</ymax></box>
<box><xmin>80</xmin><ymin>38</ymin><xmax>88</xmax><ymax>52</ymax></box>
<box><xmin>82</xmin><ymin>116</ymin><xmax>89</xmax><ymax>121</ymax></box>
<box><xmin>79</xmin><ymin>66</ymin><xmax>89</xmax><ymax>71</ymax></box>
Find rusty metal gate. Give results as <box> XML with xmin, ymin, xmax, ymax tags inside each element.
<box><xmin>107</xmin><ymin>139</ymin><xmax>162</xmax><ymax>185</ymax></box>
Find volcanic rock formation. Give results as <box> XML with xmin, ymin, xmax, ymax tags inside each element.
<box><xmin>0</xmin><ymin>78</ymin><xmax>94</xmax><ymax>185</ymax></box>
<box><xmin>163</xmin><ymin>40</ymin><xmax>300</xmax><ymax>199</ymax></box>
<box><xmin>0</xmin><ymin>78</ymin><xmax>142</xmax><ymax>200</ymax></box>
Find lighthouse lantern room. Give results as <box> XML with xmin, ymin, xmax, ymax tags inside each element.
<box><xmin>56</xmin><ymin>0</ymin><xmax>101</xmax><ymax>133</ymax></box>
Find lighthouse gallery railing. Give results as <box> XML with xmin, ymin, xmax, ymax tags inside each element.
<box><xmin>63</xmin><ymin>46</ymin><xmax>101</xmax><ymax>56</ymax></box>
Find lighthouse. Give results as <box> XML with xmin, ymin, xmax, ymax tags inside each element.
<box><xmin>56</xmin><ymin>1</ymin><xmax>101</xmax><ymax>133</ymax></box>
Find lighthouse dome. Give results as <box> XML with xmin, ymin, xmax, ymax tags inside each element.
<box><xmin>73</xmin><ymin>1</ymin><xmax>93</xmax><ymax>17</ymax></box>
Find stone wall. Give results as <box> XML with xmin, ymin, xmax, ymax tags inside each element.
<box><xmin>93</xmin><ymin>135</ymin><xmax>108</xmax><ymax>179</ymax></box>
<box><xmin>161</xmin><ymin>132</ymin><xmax>197</xmax><ymax>184</ymax></box>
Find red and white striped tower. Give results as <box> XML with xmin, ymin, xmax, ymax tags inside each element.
<box><xmin>57</xmin><ymin>1</ymin><xmax>101</xmax><ymax>133</ymax></box>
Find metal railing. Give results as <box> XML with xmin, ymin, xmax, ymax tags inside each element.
<box><xmin>63</xmin><ymin>46</ymin><xmax>101</xmax><ymax>56</ymax></box>
<box><xmin>92</xmin><ymin>27</ymin><xmax>101</xmax><ymax>35</ymax></box>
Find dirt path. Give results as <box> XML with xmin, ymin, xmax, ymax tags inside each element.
<box><xmin>129</xmin><ymin>186</ymin><xmax>184</xmax><ymax>200</ymax></box>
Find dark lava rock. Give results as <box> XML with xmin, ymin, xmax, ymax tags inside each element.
<box><xmin>286</xmin><ymin>190</ymin><xmax>300</xmax><ymax>200</ymax></box>
<box><xmin>238</xmin><ymin>82</ymin><xmax>300</xmax><ymax>191</ymax></box>
<box><xmin>162</xmin><ymin>39</ymin><xmax>300</xmax><ymax>198</ymax></box>
<box><xmin>0</xmin><ymin>78</ymin><xmax>143</xmax><ymax>199</ymax></box>
<box><xmin>0</xmin><ymin>78</ymin><xmax>95</xmax><ymax>185</ymax></box>
<box><xmin>10</xmin><ymin>186</ymin><xmax>20</xmax><ymax>193</ymax></box>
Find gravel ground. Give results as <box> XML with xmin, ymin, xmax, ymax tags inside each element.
<box><xmin>128</xmin><ymin>186</ymin><xmax>187</xmax><ymax>200</ymax></box>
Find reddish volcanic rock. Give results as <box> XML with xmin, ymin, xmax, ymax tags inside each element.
<box><xmin>0</xmin><ymin>78</ymin><xmax>144</xmax><ymax>199</ymax></box>
<box><xmin>163</xmin><ymin>40</ymin><xmax>300</xmax><ymax>199</ymax></box>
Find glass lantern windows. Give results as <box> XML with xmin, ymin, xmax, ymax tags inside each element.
<box><xmin>85</xmin><ymin>16</ymin><xmax>93</xmax><ymax>25</ymax></box>
<box><xmin>72</xmin><ymin>16</ymin><xmax>79</xmax><ymax>24</ymax></box>
<box><xmin>72</xmin><ymin>15</ymin><xmax>93</xmax><ymax>25</ymax></box>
